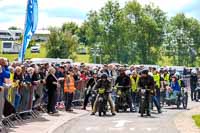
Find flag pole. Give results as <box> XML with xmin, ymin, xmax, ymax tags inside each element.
<box><xmin>20</xmin><ymin>0</ymin><xmax>29</xmax><ymax>63</ymax></box>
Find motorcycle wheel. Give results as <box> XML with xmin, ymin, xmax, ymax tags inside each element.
<box><xmin>140</xmin><ymin>99</ymin><xmax>145</xmax><ymax>117</ymax></box>
<box><xmin>99</xmin><ymin>101</ymin><xmax>103</xmax><ymax>117</ymax></box>
<box><xmin>183</xmin><ymin>93</ymin><xmax>188</xmax><ymax>109</ymax></box>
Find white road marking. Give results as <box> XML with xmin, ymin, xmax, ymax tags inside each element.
<box><xmin>129</xmin><ymin>128</ymin><xmax>135</xmax><ymax>131</ymax></box>
<box><xmin>146</xmin><ymin>128</ymin><xmax>157</xmax><ymax>131</ymax></box>
<box><xmin>109</xmin><ymin>127</ymin><xmax>124</xmax><ymax>131</ymax></box>
<box><xmin>112</xmin><ymin>120</ymin><xmax>132</xmax><ymax>128</ymax></box>
<box><xmin>85</xmin><ymin>127</ymin><xmax>99</xmax><ymax>131</ymax></box>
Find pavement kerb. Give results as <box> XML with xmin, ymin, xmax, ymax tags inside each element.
<box><xmin>46</xmin><ymin>110</ymin><xmax>89</xmax><ymax>133</ymax></box>
<box><xmin>174</xmin><ymin>105</ymin><xmax>200</xmax><ymax>133</ymax></box>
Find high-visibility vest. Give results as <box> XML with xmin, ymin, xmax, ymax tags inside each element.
<box><xmin>64</xmin><ymin>76</ymin><xmax>76</xmax><ymax>93</ymax></box>
<box><xmin>153</xmin><ymin>73</ymin><xmax>160</xmax><ymax>88</ymax></box>
<box><xmin>130</xmin><ymin>75</ymin><xmax>139</xmax><ymax>92</ymax></box>
<box><xmin>164</xmin><ymin>74</ymin><xmax>170</xmax><ymax>84</ymax></box>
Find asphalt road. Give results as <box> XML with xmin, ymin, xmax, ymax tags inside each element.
<box><xmin>62</xmin><ymin>101</ymin><xmax>197</xmax><ymax>133</ymax></box>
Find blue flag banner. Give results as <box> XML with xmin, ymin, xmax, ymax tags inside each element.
<box><xmin>18</xmin><ymin>0</ymin><xmax>38</xmax><ymax>62</ymax></box>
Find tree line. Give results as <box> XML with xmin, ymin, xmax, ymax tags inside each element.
<box><xmin>47</xmin><ymin>0</ymin><xmax>200</xmax><ymax>66</ymax></box>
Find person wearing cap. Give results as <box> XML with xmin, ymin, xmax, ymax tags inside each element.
<box><xmin>115</xmin><ymin>67</ymin><xmax>133</xmax><ymax>112</ymax></box>
<box><xmin>130</xmin><ymin>71</ymin><xmax>139</xmax><ymax>111</ymax></box>
<box><xmin>82</xmin><ymin>71</ymin><xmax>98</xmax><ymax>110</ymax></box>
<box><xmin>138</xmin><ymin>69</ymin><xmax>155</xmax><ymax>116</ymax></box>
<box><xmin>91</xmin><ymin>73</ymin><xmax>116</xmax><ymax>116</ymax></box>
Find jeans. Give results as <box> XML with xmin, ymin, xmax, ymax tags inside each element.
<box><xmin>151</xmin><ymin>96</ymin><xmax>160</xmax><ymax>111</ymax></box>
<box><xmin>191</xmin><ymin>86</ymin><xmax>197</xmax><ymax>100</ymax></box>
<box><xmin>131</xmin><ymin>91</ymin><xmax>137</xmax><ymax>109</ymax></box>
<box><xmin>156</xmin><ymin>87</ymin><xmax>160</xmax><ymax>105</ymax></box>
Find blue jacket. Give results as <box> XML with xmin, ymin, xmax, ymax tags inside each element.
<box><xmin>170</xmin><ymin>81</ymin><xmax>181</xmax><ymax>92</ymax></box>
<box><xmin>0</xmin><ymin>66</ymin><xmax>10</xmax><ymax>86</ymax></box>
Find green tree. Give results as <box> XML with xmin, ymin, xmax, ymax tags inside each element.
<box><xmin>61</xmin><ymin>22</ymin><xmax>79</xmax><ymax>35</ymax></box>
<box><xmin>125</xmin><ymin>1</ymin><xmax>167</xmax><ymax>64</ymax></box>
<box><xmin>46</xmin><ymin>27</ymin><xmax>78</xmax><ymax>59</ymax></box>
<box><xmin>166</xmin><ymin>13</ymin><xmax>197</xmax><ymax>66</ymax></box>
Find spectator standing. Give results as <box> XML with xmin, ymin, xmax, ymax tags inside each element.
<box><xmin>64</xmin><ymin>70</ymin><xmax>76</xmax><ymax>112</ymax></box>
<box><xmin>46</xmin><ymin>67</ymin><xmax>59</xmax><ymax>114</ymax></box>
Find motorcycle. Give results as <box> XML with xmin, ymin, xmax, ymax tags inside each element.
<box><xmin>98</xmin><ymin>88</ymin><xmax>109</xmax><ymax>116</ymax></box>
<box><xmin>139</xmin><ymin>88</ymin><xmax>146</xmax><ymax>117</ymax></box>
<box><xmin>115</xmin><ymin>86</ymin><xmax>130</xmax><ymax>112</ymax></box>
<box><xmin>139</xmin><ymin>88</ymin><xmax>152</xmax><ymax>117</ymax></box>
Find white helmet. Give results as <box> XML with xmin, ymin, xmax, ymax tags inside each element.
<box><xmin>191</xmin><ymin>69</ymin><xmax>197</xmax><ymax>74</ymax></box>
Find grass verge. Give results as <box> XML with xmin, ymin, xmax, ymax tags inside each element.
<box><xmin>192</xmin><ymin>115</ymin><xmax>200</xmax><ymax>128</ymax></box>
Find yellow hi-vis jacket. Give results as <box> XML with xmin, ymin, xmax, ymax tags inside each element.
<box><xmin>153</xmin><ymin>73</ymin><xmax>160</xmax><ymax>88</ymax></box>
<box><xmin>130</xmin><ymin>75</ymin><xmax>139</xmax><ymax>92</ymax></box>
<box><xmin>164</xmin><ymin>74</ymin><xmax>170</xmax><ymax>84</ymax></box>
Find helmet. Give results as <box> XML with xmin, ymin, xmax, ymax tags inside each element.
<box><xmin>125</xmin><ymin>70</ymin><xmax>131</xmax><ymax>75</ymax></box>
<box><xmin>191</xmin><ymin>69</ymin><xmax>197</xmax><ymax>74</ymax></box>
<box><xmin>101</xmin><ymin>73</ymin><xmax>108</xmax><ymax>79</ymax></box>
<box><xmin>119</xmin><ymin>67</ymin><xmax>125</xmax><ymax>72</ymax></box>
<box><xmin>141</xmin><ymin>68</ymin><xmax>149</xmax><ymax>75</ymax></box>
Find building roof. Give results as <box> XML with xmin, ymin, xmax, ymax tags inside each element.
<box><xmin>34</xmin><ymin>30</ymin><xmax>50</xmax><ymax>35</ymax></box>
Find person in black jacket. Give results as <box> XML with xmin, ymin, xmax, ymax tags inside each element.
<box><xmin>138</xmin><ymin>69</ymin><xmax>155</xmax><ymax>116</ymax></box>
<box><xmin>115</xmin><ymin>67</ymin><xmax>133</xmax><ymax>112</ymax></box>
<box><xmin>91</xmin><ymin>74</ymin><xmax>115</xmax><ymax>115</ymax></box>
<box><xmin>82</xmin><ymin>72</ymin><xmax>98</xmax><ymax>110</ymax></box>
<box><xmin>46</xmin><ymin>67</ymin><xmax>60</xmax><ymax>114</ymax></box>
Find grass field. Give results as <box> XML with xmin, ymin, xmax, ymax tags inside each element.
<box><xmin>0</xmin><ymin>45</ymin><xmax>47</xmax><ymax>61</ymax></box>
<box><xmin>75</xmin><ymin>54</ymin><xmax>90</xmax><ymax>63</ymax></box>
<box><xmin>192</xmin><ymin>115</ymin><xmax>200</xmax><ymax>128</ymax></box>
<box><xmin>0</xmin><ymin>41</ymin><xmax>90</xmax><ymax>62</ymax></box>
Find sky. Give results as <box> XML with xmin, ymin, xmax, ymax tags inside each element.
<box><xmin>0</xmin><ymin>0</ymin><xmax>199</xmax><ymax>29</ymax></box>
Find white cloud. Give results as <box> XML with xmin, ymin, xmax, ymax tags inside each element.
<box><xmin>0</xmin><ymin>0</ymin><xmax>199</xmax><ymax>29</ymax></box>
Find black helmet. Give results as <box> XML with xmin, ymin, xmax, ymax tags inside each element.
<box><xmin>101</xmin><ymin>73</ymin><xmax>108</xmax><ymax>79</ymax></box>
<box><xmin>141</xmin><ymin>68</ymin><xmax>149</xmax><ymax>75</ymax></box>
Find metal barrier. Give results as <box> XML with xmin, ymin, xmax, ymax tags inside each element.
<box><xmin>72</xmin><ymin>80</ymin><xmax>88</xmax><ymax>107</ymax></box>
<box><xmin>0</xmin><ymin>77</ymin><xmax>111</xmax><ymax>130</ymax></box>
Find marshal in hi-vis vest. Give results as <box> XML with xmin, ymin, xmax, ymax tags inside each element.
<box><xmin>64</xmin><ymin>75</ymin><xmax>76</xmax><ymax>93</ymax></box>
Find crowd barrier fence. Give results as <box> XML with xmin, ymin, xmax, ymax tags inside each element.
<box><xmin>0</xmin><ymin>79</ymin><xmax>89</xmax><ymax>132</ymax></box>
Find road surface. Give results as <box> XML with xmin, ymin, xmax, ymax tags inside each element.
<box><xmin>61</xmin><ymin>101</ymin><xmax>197</xmax><ymax>133</ymax></box>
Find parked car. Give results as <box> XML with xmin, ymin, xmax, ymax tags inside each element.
<box><xmin>31</xmin><ymin>45</ymin><xmax>40</xmax><ymax>53</ymax></box>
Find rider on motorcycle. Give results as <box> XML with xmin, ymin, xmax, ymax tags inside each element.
<box><xmin>115</xmin><ymin>67</ymin><xmax>133</xmax><ymax>112</ymax></box>
<box><xmin>91</xmin><ymin>73</ymin><xmax>116</xmax><ymax>116</ymax></box>
<box><xmin>138</xmin><ymin>69</ymin><xmax>155</xmax><ymax>116</ymax></box>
